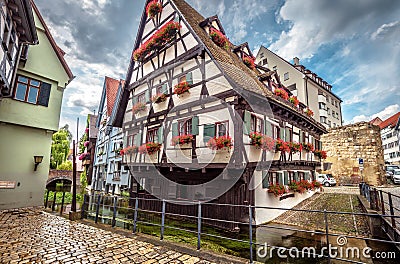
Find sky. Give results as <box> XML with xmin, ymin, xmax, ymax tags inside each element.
<box><xmin>34</xmin><ymin>0</ymin><xmax>400</xmax><ymax>140</ymax></box>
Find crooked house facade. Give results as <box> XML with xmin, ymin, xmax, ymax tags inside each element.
<box><xmin>111</xmin><ymin>0</ymin><xmax>327</xmax><ymax>228</ymax></box>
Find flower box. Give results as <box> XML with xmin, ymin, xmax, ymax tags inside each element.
<box><xmin>120</xmin><ymin>146</ymin><xmax>138</xmax><ymax>155</ymax></box>
<box><xmin>139</xmin><ymin>142</ymin><xmax>162</xmax><ymax>155</ymax></box>
<box><xmin>151</xmin><ymin>93</ymin><xmax>168</xmax><ymax>104</ymax></box>
<box><xmin>268</xmin><ymin>184</ymin><xmax>287</xmax><ymax>197</ymax></box>
<box><xmin>301</xmin><ymin>142</ymin><xmax>314</xmax><ymax>153</ymax></box>
<box><xmin>288</xmin><ymin>142</ymin><xmax>301</xmax><ymax>153</ymax></box>
<box><xmin>132</xmin><ymin>102</ymin><xmax>146</xmax><ymax>114</ymax></box>
<box><xmin>249</xmin><ymin>132</ymin><xmax>275</xmax><ymax>151</ymax></box>
<box><xmin>304</xmin><ymin>107</ymin><xmax>314</xmax><ymax>117</ymax></box>
<box><xmin>209</xmin><ymin>28</ymin><xmax>230</xmax><ymax>50</ymax></box>
<box><xmin>171</xmin><ymin>134</ymin><xmax>194</xmax><ymax>146</ymax></box>
<box><xmin>207</xmin><ymin>135</ymin><xmax>233</xmax><ymax>150</ymax></box>
<box><xmin>313</xmin><ymin>149</ymin><xmax>327</xmax><ymax>159</ymax></box>
<box><xmin>274</xmin><ymin>88</ymin><xmax>289</xmax><ymax>100</ymax></box>
<box><xmin>133</xmin><ymin>21</ymin><xmax>181</xmax><ymax>61</ymax></box>
<box><xmin>146</xmin><ymin>0</ymin><xmax>162</xmax><ymax>18</ymax></box>
<box><xmin>275</xmin><ymin>138</ymin><xmax>290</xmax><ymax>153</ymax></box>
<box><xmin>243</xmin><ymin>55</ymin><xmax>255</xmax><ymax>69</ymax></box>
<box><xmin>174</xmin><ymin>81</ymin><xmax>190</xmax><ymax>96</ymax></box>
<box><xmin>289</xmin><ymin>96</ymin><xmax>299</xmax><ymax>106</ymax></box>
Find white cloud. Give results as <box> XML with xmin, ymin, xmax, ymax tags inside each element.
<box><xmin>371</xmin><ymin>21</ymin><xmax>400</xmax><ymax>40</ymax></box>
<box><xmin>348</xmin><ymin>104</ymin><xmax>399</xmax><ymax>124</ymax></box>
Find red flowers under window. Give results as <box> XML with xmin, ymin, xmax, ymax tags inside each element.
<box><xmin>138</xmin><ymin>142</ymin><xmax>162</xmax><ymax>155</ymax></box>
<box><xmin>174</xmin><ymin>81</ymin><xmax>190</xmax><ymax>96</ymax></box>
<box><xmin>275</xmin><ymin>138</ymin><xmax>290</xmax><ymax>153</ymax></box>
<box><xmin>207</xmin><ymin>135</ymin><xmax>233</xmax><ymax>150</ymax></box>
<box><xmin>151</xmin><ymin>93</ymin><xmax>168</xmax><ymax>104</ymax></box>
<box><xmin>243</xmin><ymin>55</ymin><xmax>255</xmax><ymax>69</ymax></box>
<box><xmin>301</xmin><ymin>142</ymin><xmax>314</xmax><ymax>153</ymax></box>
<box><xmin>209</xmin><ymin>28</ymin><xmax>230</xmax><ymax>50</ymax></box>
<box><xmin>274</xmin><ymin>88</ymin><xmax>289</xmax><ymax>100</ymax></box>
<box><xmin>133</xmin><ymin>21</ymin><xmax>181</xmax><ymax>61</ymax></box>
<box><xmin>313</xmin><ymin>149</ymin><xmax>327</xmax><ymax>159</ymax></box>
<box><xmin>268</xmin><ymin>184</ymin><xmax>287</xmax><ymax>197</ymax></box>
<box><xmin>289</xmin><ymin>96</ymin><xmax>299</xmax><ymax>106</ymax></box>
<box><xmin>146</xmin><ymin>0</ymin><xmax>162</xmax><ymax>18</ymax></box>
<box><xmin>132</xmin><ymin>102</ymin><xmax>146</xmax><ymax>114</ymax></box>
<box><xmin>171</xmin><ymin>134</ymin><xmax>194</xmax><ymax>146</ymax></box>
<box><xmin>249</xmin><ymin>132</ymin><xmax>275</xmax><ymax>151</ymax></box>
<box><xmin>120</xmin><ymin>146</ymin><xmax>138</xmax><ymax>155</ymax></box>
<box><xmin>287</xmin><ymin>142</ymin><xmax>302</xmax><ymax>153</ymax></box>
<box><xmin>304</xmin><ymin>107</ymin><xmax>314</xmax><ymax>117</ymax></box>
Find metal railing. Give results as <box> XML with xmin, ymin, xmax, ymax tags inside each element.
<box><xmin>81</xmin><ymin>192</ymin><xmax>400</xmax><ymax>264</ymax></box>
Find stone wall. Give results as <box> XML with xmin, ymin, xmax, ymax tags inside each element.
<box><xmin>321</xmin><ymin>122</ymin><xmax>385</xmax><ymax>186</ymax></box>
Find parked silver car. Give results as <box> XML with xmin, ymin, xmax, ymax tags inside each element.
<box><xmin>317</xmin><ymin>174</ymin><xmax>337</xmax><ymax>187</ymax></box>
<box><xmin>392</xmin><ymin>169</ymin><xmax>400</xmax><ymax>184</ymax></box>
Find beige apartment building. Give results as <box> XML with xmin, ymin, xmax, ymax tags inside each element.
<box><xmin>255</xmin><ymin>46</ymin><xmax>343</xmax><ymax>129</ymax></box>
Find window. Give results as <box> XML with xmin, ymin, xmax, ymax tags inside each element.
<box><xmin>178</xmin><ymin>72</ymin><xmax>193</xmax><ymax>85</ymax></box>
<box><xmin>259</xmin><ymin>53</ymin><xmax>264</xmax><ymax>58</ymax></box>
<box><xmin>179</xmin><ymin>118</ymin><xmax>192</xmax><ymax>135</ymax></box>
<box><xmin>137</xmin><ymin>92</ymin><xmax>146</xmax><ymax>104</ymax></box>
<box><xmin>251</xmin><ymin>115</ymin><xmax>263</xmax><ymax>133</ymax></box>
<box><xmin>156</xmin><ymin>83</ymin><xmax>168</xmax><ymax>95</ymax></box>
<box><xmin>284</xmin><ymin>72</ymin><xmax>289</xmax><ymax>81</ymax></box>
<box><xmin>320</xmin><ymin>116</ymin><xmax>327</xmax><ymax>124</ymax></box>
<box><xmin>262</xmin><ymin>58</ymin><xmax>268</xmax><ymax>65</ymax></box>
<box><xmin>147</xmin><ymin>128</ymin><xmax>158</xmax><ymax>143</ymax></box>
<box><xmin>14</xmin><ymin>76</ymin><xmax>41</xmax><ymax>104</ymax></box>
<box><xmin>273</xmin><ymin>66</ymin><xmax>277</xmax><ymax>71</ymax></box>
<box><xmin>319</xmin><ymin>102</ymin><xmax>326</xmax><ymax>110</ymax></box>
<box><xmin>327</xmin><ymin>108</ymin><xmax>331</xmax><ymax>115</ymax></box>
<box><xmin>216</xmin><ymin>121</ymin><xmax>229</xmax><ymax>137</ymax></box>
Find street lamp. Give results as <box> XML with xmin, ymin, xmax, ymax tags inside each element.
<box><xmin>33</xmin><ymin>155</ymin><xmax>43</xmax><ymax>171</ymax></box>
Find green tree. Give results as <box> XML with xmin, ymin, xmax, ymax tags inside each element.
<box><xmin>57</xmin><ymin>161</ymin><xmax>72</xmax><ymax>171</ymax></box>
<box><xmin>50</xmin><ymin>128</ymin><xmax>71</xmax><ymax>169</ymax></box>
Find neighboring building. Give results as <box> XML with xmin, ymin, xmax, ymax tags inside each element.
<box><xmin>0</xmin><ymin>0</ymin><xmax>73</xmax><ymax>209</ymax></box>
<box><xmin>0</xmin><ymin>0</ymin><xmax>38</xmax><ymax>98</ymax></box>
<box><xmin>92</xmin><ymin>77</ymin><xmax>129</xmax><ymax>195</ymax></box>
<box><xmin>321</xmin><ymin>122</ymin><xmax>385</xmax><ymax>186</ymax></box>
<box><xmin>81</xmin><ymin>114</ymin><xmax>98</xmax><ymax>187</ymax></box>
<box><xmin>378</xmin><ymin>112</ymin><xmax>400</xmax><ymax>164</ymax></box>
<box><xmin>112</xmin><ymin>0</ymin><xmax>327</xmax><ymax>228</ymax></box>
<box><xmin>255</xmin><ymin>46</ymin><xmax>343</xmax><ymax>129</ymax></box>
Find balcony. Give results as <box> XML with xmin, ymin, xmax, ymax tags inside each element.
<box><xmin>319</xmin><ymin>108</ymin><xmax>328</xmax><ymax>117</ymax></box>
<box><xmin>318</xmin><ymin>94</ymin><xmax>326</xmax><ymax>104</ymax></box>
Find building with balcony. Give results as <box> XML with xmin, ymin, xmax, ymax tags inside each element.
<box><xmin>112</xmin><ymin>0</ymin><xmax>328</xmax><ymax>228</ymax></box>
<box><xmin>374</xmin><ymin>112</ymin><xmax>400</xmax><ymax>164</ymax></box>
<box><xmin>255</xmin><ymin>46</ymin><xmax>343</xmax><ymax>129</ymax></box>
<box><xmin>91</xmin><ymin>77</ymin><xmax>129</xmax><ymax>195</ymax></box>
<box><xmin>0</xmin><ymin>0</ymin><xmax>73</xmax><ymax>209</ymax></box>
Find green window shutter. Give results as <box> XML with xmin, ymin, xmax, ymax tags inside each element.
<box><xmin>157</xmin><ymin>126</ymin><xmax>164</xmax><ymax>143</ymax></box>
<box><xmin>285</xmin><ymin>128</ymin><xmax>291</xmax><ymax>141</ymax></box>
<box><xmin>279</xmin><ymin>127</ymin><xmax>285</xmax><ymax>140</ymax></box>
<box><xmin>243</xmin><ymin>110</ymin><xmax>251</xmax><ymax>135</ymax></box>
<box><xmin>294</xmin><ymin>172</ymin><xmax>299</xmax><ymax>181</ymax></box>
<box><xmin>135</xmin><ymin>133</ymin><xmax>142</xmax><ymax>146</ymax></box>
<box><xmin>319</xmin><ymin>141</ymin><xmax>323</xmax><ymax>150</ymax></box>
<box><xmin>192</xmin><ymin>116</ymin><xmax>199</xmax><ymax>135</ymax></box>
<box><xmin>299</xmin><ymin>131</ymin><xmax>303</xmax><ymax>143</ymax></box>
<box><xmin>174</xmin><ymin>14</ymin><xmax>180</xmax><ymax>23</ymax></box>
<box><xmin>203</xmin><ymin>124</ymin><xmax>216</xmax><ymax>144</ymax></box>
<box><xmin>172</xmin><ymin>123</ymin><xmax>178</xmax><ymax>137</ymax></box>
<box><xmin>145</xmin><ymin>90</ymin><xmax>150</xmax><ymax>103</ymax></box>
<box><xmin>262</xmin><ymin>171</ymin><xmax>269</xmax><ymax>189</ymax></box>
<box><xmin>37</xmin><ymin>82</ymin><xmax>51</xmax><ymax>107</ymax></box>
<box><xmin>132</xmin><ymin>95</ymin><xmax>137</xmax><ymax>105</ymax></box>
<box><xmin>279</xmin><ymin>173</ymin><xmax>284</xmax><ymax>185</ymax></box>
<box><xmin>283</xmin><ymin>171</ymin><xmax>289</xmax><ymax>185</ymax></box>
<box><xmin>161</xmin><ymin>84</ymin><xmax>168</xmax><ymax>94</ymax></box>
<box><xmin>265</xmin><ymin>122</ymin><xmax>272</xmax><ymax>137</ymax></box>
<box><xmin>305</xmin><ymin>172</ymin><xmax>310</xmax><ymax>181</ymax></box>
<box><xmin>186</xmin><ymin>72</ymin><xmax>193</xmax><ymax>85</ymax></box>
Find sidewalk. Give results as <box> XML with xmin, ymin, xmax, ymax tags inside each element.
<box><xmin>0</xmin><ymin>208</ymin><xmax>245</xmax><ymax>264</ymax></box>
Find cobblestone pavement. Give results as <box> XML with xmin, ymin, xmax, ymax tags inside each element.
<box><xmin>0</xmin><ymin>208</ymin><xmax>229</xmax><ymax>264</ymax></box>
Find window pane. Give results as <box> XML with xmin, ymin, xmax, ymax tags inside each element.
<box><xmin>15</xmin><ymin>83</ymin><xmax>27</xmax><ymax>101</ymax></box>
<box><xmin>27</xmin><ymin>87</ymin><xmax>39</xmax><ymax>103</ymax></box>
<box><xmin>18</xmin><ymin>76</ymin><xmax>28</xmax><ymax>83</ymax></box>
<box><xmin>30</xmin><ymin>80</ymin><xmax>40</xmax><ymax>87</ymax></box>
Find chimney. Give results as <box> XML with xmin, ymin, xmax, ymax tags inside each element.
<box><xmin>293</xmin><ymin>57</ymin><xmax>300</xmax><ymax>66</ymax></box>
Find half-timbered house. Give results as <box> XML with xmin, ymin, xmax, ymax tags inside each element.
<box><xmin>112</xmin><ymin>0</ymin><xmax>327</xmax><ymax>228</ymax></box>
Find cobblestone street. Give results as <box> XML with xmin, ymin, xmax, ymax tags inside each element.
<box><xmin>0</xmin><ymin>208</ymin><xmax>239</xmax><ymax>264</ymax></box>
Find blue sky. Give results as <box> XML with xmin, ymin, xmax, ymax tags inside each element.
<box><xmin>35</xmin><ymin>0</ymin><xmax>400</xmax><ymax>139</ymax></box>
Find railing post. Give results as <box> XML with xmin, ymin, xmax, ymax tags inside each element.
<box><xmin>197</xmin><ymin>202</ymin><xmax>202</xmax><ymax>250</ymax></box>
<box><xmin>380</xmin><ymin>190</ymin><xmax>385</xmax><ymax>215</ymax></box>
<box><xmin>388</xmin><ymin>192</ymin><xmax>396</xmax><ymax>228</ymax></box>
<box><xmin>133</xmin><ymin>197</ymin><xmax>139</xmax><ymax>233</ymax></box>
<box><xmin>60</xmin><ymin>192</ymin><xmax>65</xmax><ymax>216</ymax></box>
<box><xmin>51</xmin><ymin>191</ymin><xmax>57</xmax><ymax>211</ymax></box>
<box><xmin>44</xmin><ymin>189</ymin><xmax>49</xmax><ymax>208</ymax></box>
<box><xmin>249</xmin><ymin>205</ymin><xmax>253</xmax><ymax>264</ymax></box>
<box><xmin>81</xmin><ymin>194</ymin><xmax>87</xmax><ymax>219</ymax></box>
<box><xmin>324</xmin><ymin>209</ymin><xmax>331</xmax><ymax>264</ymax></box>
<box><xmin>95</xmin><ymin>194</ymin><xmax>101</xmax><ymax>224</ymax></box>
<box><xmin>112</xmin><ymin>196</ymin><xmax>118</xmax><ymax>227</ymax></box>
<box><xmin>160</xmin><ymin>199</ymin><xmax>166</xmax><ymax>240</ymax></box>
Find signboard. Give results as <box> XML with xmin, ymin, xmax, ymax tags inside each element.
<box><xmin>0</xmin><ymin>181</ymin><xmax>16</xmax><ymax>189</ymax></box>
<box><xmin>359</xmin><ymin>158</ymin><xmax>364</xmax><ymax>165</ymax></box>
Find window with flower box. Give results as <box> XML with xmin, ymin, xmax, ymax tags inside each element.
<box><xmin>172</xmin><ymin>116</ymin><xmax>199</xmax><ymax>138</ymax></box>
<box><xmin>216</xmin><ymin>121</ymin><xmax>229</xmax><ymax>137</ymax></box>
<box><xmin>147</xmin><ymin>128</ymin><xmax>158</xmax><ymax>143</ymax></box>
<box><xmin>156</xmin><ymin>83</ymin><xmax>169</xmax><ymax>95</ymax></box>
<box><xmin>178</xmin><ymin>72</ymin><xmax>193</xmax><ymax>85</ymax></box>
<box><xmin>13</xmin><ymin>75</ymin><xmax>52</xmax><ymax>106</ymax></box>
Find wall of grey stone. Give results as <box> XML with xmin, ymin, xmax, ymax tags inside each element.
<box><xmin>321</xmin><ymin>122</ymin><xmax>385</xmax><ymax>186</ymax></box>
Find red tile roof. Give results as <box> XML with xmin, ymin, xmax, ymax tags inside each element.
<box><xmin>379</xmin><ymin>112</ymin><xmax>400</xmax><ymax>129</ymax></box>
<box><xmin>105</xmin><ymin>77</ymin><xmax>123</xmax><ymax>116</ymax></box>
